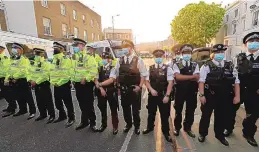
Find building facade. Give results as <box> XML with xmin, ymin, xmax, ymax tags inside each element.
<box><xmin>0</xmin><ymin>0</ymin><xmax>102</xmax><ymax>43</ymax></box>
<box><xmin>103</xmin><ymin>27</ymin><xmax>133</xmax><ymax>41</ymax></box>
<box><xmin>223</xmin><ymin>0</ymin><xmax>259</xmax><ymax>59</ymax></box>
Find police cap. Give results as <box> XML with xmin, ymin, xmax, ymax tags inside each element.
<box><xmin>243</xmin><ymin>32</ymin><xmax>259</xmax><ymax>44</ymax></box>
<box><xmin>53</xmin><ymin>42</ymin><xmax>65</xmax><ymax>50</ymax></box>
<box><xmin>180</xmin><ymin>44</ymin><xmax>193</xmax><ymax>53</ymax></box>
<box><xmin>211</xmin><ymin>44</ymin><xmax>227</xmax><ymax>52</ymax></box>
<box><xmin>72</xmin><ymin>38</ymin><xmax>87</xmax><ymax>46</ymax></box>
<box><xmin>152</xmin><ymin>49</ymin><xmax>165</xmax><ymax>57</ymax></box>
<box><xmin>33</xmin><ymin>48</ymin><xmax>45</xmax><ymax>53</ymax></box>
<box><xmin>0</xmin><ymin>45</ymin><xmax>5</xmax><ymax>50</ymax></box>
<box><xmin>12</xmin><ymin>43</ymin><xmax>24</xmax><ymax>50</ymax></box>
<box><xmin>121</xmin><ymin>40</ymin><xmax>134</xmax><ymax>48</ymax></box>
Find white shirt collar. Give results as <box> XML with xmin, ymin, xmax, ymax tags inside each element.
<box><xmin>124</xmin><ymin>54</ymin><xmax>134</xmax><ymax>63</ymax></box>
<box><xmin>212</xmin><ymin>59</ymin><xmax>224</xmax><ymax>67</ymax></box>
<box><xmin>155</xmin><ymin>63</ymin><xmax>163</xmax><ymax>68</ymax></box>
<box><xmin>104</xmin><ymin>61</ymin><xmax>111</xmax><ymax>68</ymax></box>
<box><xmin>246</xmin><ymin>50</ymin><xmax>259</xmax><ymax>59</ymax></box>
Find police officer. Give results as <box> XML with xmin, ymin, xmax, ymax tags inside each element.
<box><xmin>235</xmin><ymin>32</ymin><xmax>259</xmax><ymax>147</ymax></box>
<box><xmin>198</xmin><ymin>44</ymin><xmax>240</xmax><ymax>146</ymax></box>
<box><xmin>97</xmin><ymin>40</ymin><xmax>148</xmax><ymax>135</ymax></box>
<box><xmin>50</xmin><ymin>42</ymin><xmax>75</xmax><ymax>127</ymax></box>
<box><xmin>142</xmin><ymin>49</ymin><xmax>173</xmax><ymax>142</ymax></box>
<box><xmin>0</xmin><ymin>45</ymin><xmax>17</xmax><ymax>117</ymax></box>
<box><xmin>71</xmin><ymin>38</ymin><xmax>98</xmax><ymax>131</ymax></box>
<box><xmin>95</xmin><ymin>49</ymin><xmax>119</xmax><ymax>134</ymax></box>
<box><xmin>27</xmin><ymin>48</ymin><xmax>55</xmax><ymax>123</ymax></box>
<box><xmin>4</xmin><ymin>43</ymin><xmax>36</xmax><ymax>119</ymax></box>
<box><xmin>172</xmin><ymin>44</ymin><xmax>199</xmax><ymax>138</ymax></box>
<box><xmin>87</xmin><ymin>45</ymin><xmax>102</xmax><ymax>67</ymax></box>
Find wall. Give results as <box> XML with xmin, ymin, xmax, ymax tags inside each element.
<box><xmin>3</xmin><ymin>0</ymin><xmax>38</xmax><ymax>37</ymax></box>
<box><xmin>33</xmin><ymin>0</ymin><xmax>102</xmax><ymax>42</ymax></box>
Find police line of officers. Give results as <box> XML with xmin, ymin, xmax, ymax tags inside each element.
<box><xmin>0</xmin><ymin>32</ymin><xmax>259</xmax><ymax>146</ymax></box>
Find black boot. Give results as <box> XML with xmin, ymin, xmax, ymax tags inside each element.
<box><xmin>142</xmin><ymin>128</ymin><xmax>154</xmax><ymax>134</ymax></box>
<box><xmin>198</xmin><ymin>135</ymin><xmax>206</xmax><ymax>142</ymax></box>
<box><xmin>164</xmin><ymin>134</ymin><xmax>172</xmax><ymax>142</ymax></box>
<box><xmin>46</xmin><ymin>116</ymin><xmax>55</xmax><ymax>124</ymax></box>
<box><xmin>13</xmin><ymin>111</ymin><xmax>27</xmax><ymax>117</ymax></box>
<box><xmin>216</xmin><ymin>137</ymin><xmax>229</xmax><ymax>146</ymax></box>
<box><xmin>243</xmin><ymin>135</ymin><xmax>258</xmax><ymax>147</ymax></box>
<box><xmin>90</xmin><ymin>125</ymin><xmax>98</xmax><ymax>132</ymax></box>
<box><xmin>53</xmin><ymin>112</ymin><xmax>67</xmax><ymax>123</ymax></box>
<box><xmin>2</xmin><ymin>111</ymin><xmax>15</xmax><ymax>118</ymax></box>
<box><xmin>98</xmin><ymin>124</ymin><xmax>107</xmax><ymax>132</ymax></box>
<box><xmin>224</xmin><ymin>130</ymin><xmax>233</xmax><ymax>137</ymax></box>
<box><xmin>134</xmin><ymin>128</ymin><xmax>140</xmax><ymax>135</ymax></box>
<box><xmin>113</xmin><ymin>128</ymin><xmax>118</xmax><ymax>135</ymax></box>
<box><xmin>35</xmin><ymin>115</ymin><xmax>47</xmax><ymax>121</ymax></box>
<box><xmin>185</xmin><ymin>130</ymin><xmax>196</xmax><ymax>138</ymax></box>
<box><xmin>75</xmin><ymin>122</ymin><xmax>89</xmax><ymax>130</ymax></box>
<box><xmin>173</xmin><ymin>130</ymin><xmax>180</xmax><ymax>136</ymax></box>
<box><xmin>123</xmin><ymin>125</ymin><xmax>132</xmax><ymax>133</ymax></box>
<box><xmin>65</xmin><ymin>119</ymin><xmax>75</xmax><ymax>128</ymax></box>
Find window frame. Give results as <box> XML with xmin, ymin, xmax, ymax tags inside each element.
<box><xmin>82</xmin><ymin>15</ymin><xmax>86</xmax><ymax>24</ymax></box>
<box><xmin>84</xmin><ymin>30</ymin><xmax>87</xmax><ymax>41</ymax></box>
<box><xmin>91</xmin><ymin>19</ymin><xmax>94</xmax><ymax>28</ymax></box>
<box><xmin>252</xmin><ymin>10</ymin><xmax>259</xmax><ymax>26</ymax></box>
<box><xmin>41</xmin><ymin>0</ymin><xmax>48</xmax><ymax>8</ymax></box>
<box><xmin>60</xmin><ymin>3</ymin><xmax>66</xmax><ymax>16</ymax></box>
<box><xmin>74</xmin><ymin>27</ymin><xmax>79</xmax><ymax>38</ymax></box>
<box><xmin>43</xmin><ymin>17</ymin><xmax>52</xmax><ymax>36</ymax></box>
<box><xmin>73</xmin><ymin>10</ymin><xmax>77</xmax><ymax>20</ymax></box>
<box><xmin>62</xmin><ymin>24</ymin><xmax>67</xmax><ymax>38</ymax></box>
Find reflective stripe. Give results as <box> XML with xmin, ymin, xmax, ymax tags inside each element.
<box><xmin>50</xmin><ymin>75</ymin><xmax>70</xmax><ymax>78</ymax></box>
<box><xmin>75</xmin><ymin>67</ymin><xmax>88</xmax><ymax>70</ymax></box>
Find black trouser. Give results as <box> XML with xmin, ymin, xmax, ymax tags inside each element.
<box><xmin>120</xmin><ymin>87</ymin><xmax>142</xmax><ymax>128</ymax></box>
<box><xmin>34</xmin><ymin>81</ymin><xmax>55</xmax><ymax>117</ymax></box>
<box><xmin>199</xmin><ymin>89</ymin><xmax>229</xmax><ymax>139</ymax></box>
<box><xmin>14</xmin><ymin>78</ymin><xmax>36</xmax><ymax>114</ymax></box>
<box><xmin>54</xmin><ymin>82</ymin><xmax>75</xmax><ymax>120</ymax></box>
<box><xmin>174</xmin><ymin>86</ymin><xmax>197</xmax><ymax>131</ymax></box>
<box><xmin>242</xmin><ymin>92</ymin><xmax>259</xmax><ymax>138</ymax></box>
<box><xmin>74</xmin><ymin>82</ymin><xmax>96</xmax><ymax>125</ymax></box>
<box><xmin>147</xmin><ymin>94</ymin><xmax>171</xmax><ymax>135</ymax></box>
<box><xmin>224</xmin><ymin>102</ymin><xmax>241</xmax><ymax>133</ymax></box>
<box><xmin>0</xmin><ymin>78</ymin><xmax>16</xmax><ymax>112</ymax></box>
<box><xmin>97</xmin><ymin>87</ymin><xmax>119</xmax><ymax>129</ymax></box>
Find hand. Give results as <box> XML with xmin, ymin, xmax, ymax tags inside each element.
<box><xmin>80</xmin><ymin>79</ymin><xmax>86</xmax><ymax>85</ymax></box>
<box><xmin>200</xmin><ymin>96</ymin><xmax>206</xmax><ymax>105</ymax></box>
<box><xmin>193</xmin><ymin>74</ymin><xmax>199</xmax><ymax>81</ymax></box>
<box><xmin>100</xmin><ymin>87</ymin><xmax>107</xmax><ymax>97</ymax></box>
<box><xmin>163</xmin><ymin>96</ymin><xmax>169</xmax><ymax>104</ymax></box>
<box><xmin>31</xmin><ymin>81</ymin><xmax>36</xmax><ymax>87</ymax></box>
<box><xmin>12</xmin><ymin>79</ymin><xmax>16</xmax><ymax>83</ymax></box>
<box><xmin>150</xmin><ymin>89</ymin><xmax>158</xmax><ymax>96</ymax></box>
<box><xmin>4</xmin><ymin>82</ymin><xmax>9</xmax><ymax>86</ymax></box>
<box><xmin>256</xmin><ymin>89</ymin><xmax>259</xmax><ymax>95</ymax></box>
<box><xmin>233</xmin><ymin>96</ymin><xmax>240</xmax><ymax>104</ymax></box>
<box><xmin>133</xmin><ymin>85</ymin><xmax>141</xmax><ymax>93</ymax></box>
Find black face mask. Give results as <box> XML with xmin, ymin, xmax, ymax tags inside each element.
<box><xmin>54</xmin><ymin>49</ymin><xmax>60</xmax><ymax>55</ymax></box>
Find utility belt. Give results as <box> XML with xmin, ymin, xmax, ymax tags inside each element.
<box><xmin>204</xmin><ymin>83</ymin><xmax>233</xmax><ymax>95</ymax></box>
<box><xmin>117</xmin><ymin>84</ymin><xmax>138</xmax><ymax>94</ymax></box>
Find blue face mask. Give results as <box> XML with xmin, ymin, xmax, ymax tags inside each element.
<box><xmin>73</xmin><ymin>47</ymin><xmax>80</xmax><ymax>53</ymax></box>
<box><xmin>122</xmin><ymin>48</ymin><xmax>129</xmax><ymax>55</ymax></box>
<box><xmin>155</xmin><ymin>58</ymin><xmax>163</xmax><ymax>64</ymax></box>
<box><xmin>248</xmin><ymin>42</ymin><xmax>259</xmax><ymax>50</ymax></box>
<box><xmin>11</xmin><ymin>48</ymin><xmax>18</xmax><ymax>55</ymax></box>
<box><xmin>182</xmin><ymin>54</ymin><xmax>191</xmax><ymax>61</ymax></box>
<box><xmin>102</xmin><ymin>59</ymin><xmax>108</xmax><ymax>65</ymax></box>
<box><xmin>214</xmin><ymin>53</ymin><xmax>225</xmax><ymax>61</ymax></box>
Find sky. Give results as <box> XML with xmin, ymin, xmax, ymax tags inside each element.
<box><xmin>81</xmin><ymin>0</ymin><xmax>235</xmax><ymax>43</ymax></box>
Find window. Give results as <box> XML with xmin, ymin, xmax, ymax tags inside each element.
<box><xmin>74</xmin><ymin>27</ymin><xmax>78</xmax><ymax>38</ymax></box>
<box><xmin>91</xmin><ymin>19</ymin><xmax>94</xmax><ymax>28</ymax></box>
<box><xmin>43</xmin><ymin>17</ymin><xmax>51</xmax><ymax>35</ymax></box>
<box><xmin>224</xmin><ymin>26</ymin><xmax>228</xmax><ymax>36</ymax></box>
<box><xmin>253</xmin><ymin>10</ymin><xmax>259</xmax><ymax>26</ymax></box>
<box><xmin>41</xmin><ymin>0</ymin><xmax>48</xmax><ymax>8</ymax></box>
<box><xmin>125</xmin><ymin>34</ymin><xmax>129</xmax><ymax>39</ymax></box>
<box><xmin>92</xmin><ymin>33</ymin><xmax>95</xmax><ymax>41</ymax></box>
<box><xmin>84</xmin><ymin>30</ymin><xmax>87</xmax><ymax>41</ymax></box>
<box><xmin>97</xmin><ymin>22</ymin><xmax>99</xmax><ymax>29</ymax></box>
<box><xmin>235</xmin><ymin>9</ymin><xmax>238</xmax><ymax>18</ymax></box>
<box><xmin>244</xmin><ymin>3</ymin><xmax>247</xmax><ymax>12</ymax></box>
<box><xmin>62</xmin><ymin>24</ymin><xmax>67</xmax><ymax>37</ymax></box>
<box><xmin>82</xmin><ymin>15</ymin><xmax>86</xmax><ymax>24</ymax></box>
<box><xmin>233</xmin><ymin>24</ymin><xmax>237</xmax><ymax>34</ymax></box>
<box><xmin>60</xmin><ymin>3</ymin><xmax>66</xmax><ymax>16</ymax></box>
<box><xmin>97</xmin><ymin>34</ymin><xmax>100</xmax><ymax>40</ymax></box>
<box><xmin>117</xmin><ymin>34</ymin><xmax>120</xmax><ymax>39</ymax></box>
<box><xmin>0</xmin><ymin>24</ymin><xmax>2</xmax><ymax>31</ymax></box>
<box><xmin>226</xmin><ymin>15</ymin><xmax>229</xmax><ymax>21</ymax></box>
<box><xmin>73</xmin><ymin>10</ymin><xmax>77</xmax><ymax>20</ymax></box>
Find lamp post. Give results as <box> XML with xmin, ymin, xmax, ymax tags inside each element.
<box><xmin>112</xmin><ymin>14</ymin><xmax>120</xmax><ymax>40</ymax></box>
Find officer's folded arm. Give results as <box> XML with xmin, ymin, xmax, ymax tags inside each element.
<box><xmin>173</xmin><ymin>64</ymin><xmax>196</xmax><ymax>81</ymax></box>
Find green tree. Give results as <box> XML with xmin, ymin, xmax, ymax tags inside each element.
<box><xmin>171</xmin><ymin>1</ymin><xmax>225</xmax><ymax>47</ymax></box>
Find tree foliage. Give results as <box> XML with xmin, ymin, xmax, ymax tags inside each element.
<box><xmin>171</xmin><ymin>1</ymin><xmax>225</xmax><ymax>47</ymax></box>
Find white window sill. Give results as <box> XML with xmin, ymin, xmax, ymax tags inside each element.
<box><xmin>44</xmin><ymin>34</ymin><xmax>53</xmax><ymax>37</ymax></box>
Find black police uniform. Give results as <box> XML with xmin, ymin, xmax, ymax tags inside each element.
<box><xmin>146</xmin><ymin>64</ymin><xmax>171</xmax><ymax>135</ymax></box>
<box><xmin>97</xmin><ymin>61</ymin><xmax>119</xmax><ymax>132</ymax></box>
<box><xmin>118</xmin><ymin>56</ymin><xmax>142</xmax><ymax>131</ymax></box>
<box><xmin>199</xmin><ymin>45</ymin><xmax>235</xmax><ymax>145</ymax></box>
<box><xmin>32</xmin><ymin>48</ymin><xmax>55</xmax><ymax>122</ymax></box>
<box><xmin>0</xmin><ymin>47</ymin><xmax>17</xmax><ymax>116</ymax></box>
<box><xmin>236</xmin><ymin>32</ymin><xmax>259</xmax><ymax>146</ymax></box>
